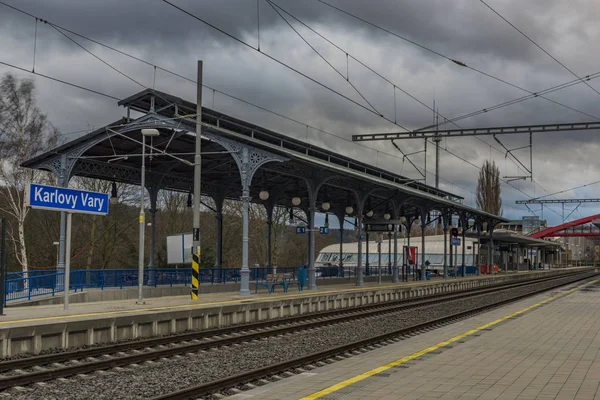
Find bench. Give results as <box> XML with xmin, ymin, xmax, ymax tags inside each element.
<box><xmin>255</xmin><ymin>273</ymin><xmax>304</xmax><ymax>294</ymax></box>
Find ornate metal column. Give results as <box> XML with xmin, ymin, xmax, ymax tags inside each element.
<box><xmin>214</xmin><ymin>196</ymin><xmax>224</xmax><ymax>268</ymax></box>
<box><xmin>357</xmin><ymin>213</ymin><xmax>364</xmax><ymax>286</ymax></box>
<box><xmin>461</xmin><ymin>213</ymin><xmax>467</xmax><ymax>278</ymax></box>
<box><xmin>393</xmin><ymin>224</ymin><xmax>399</xmax><ymax>283</ymax></box>
<box><xmin>420</xmin><ymin>208</ymin><xmax>427</xmax><ymax>281</ymax></box>
<box><xmin>239</xmin><ymin>148</ymin><xmax>252</xmax><ymax>296</ymax></box>
<box><xmin>488</xmin><ymin>220</ymin><xmax>495</xmax><ymax>275</ymax></box>
<box><xmin>58</xmin><ymin>154</ymin><xmax>68</xmax><ymax>273</ymax></box>
<box><xmin>337</xmin><ymin>212</ymin><xmax>345</xmax><ymax>277</ymax></box>
<box><xmin>264</xmin><ymin>201</ymin><xmax>274</xmax><ymax>270</ymax></box>
<box><xmin>307</xmin><ymin>202</ymin><xmax>317</xmax><ymax>290</ymax></box>
<box><xmin>443</xmin><ymin>213</ymin><xmax>449</xmax><ymax>279</ymax></box>
<box><xmin>147</xmin><ymin>185</ymin><xmax>160</xmax><ymax>270</ymax></box>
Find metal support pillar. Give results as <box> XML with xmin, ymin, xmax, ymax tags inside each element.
<box><xmin>57</xmin><ymin>154</ymin><xmax>68</xmax><ymax>274</ymax></box>
<box><xmin>239</xmin><ymin>149</ymin><xmax>251</xmax><ymax>296</ymax></box>
<box><xmin>443</xmin><ymin>221</ymin><xmax>448</xmax><ymax>279</ymax></box>
<box><xmin>214</xmin><ymin>197</ymin><xmax>224</xmax><ymax>268</ymax></box>
<box><xmin>365</xmin><ymin>232</ymin><xmax>370</xmax><ymax>276</ymax></box>
<box><xmin>420</xmin><ymin>211</ymin><xmax>426</xmax><ymax>281</ymax></box>
<box><xmin>337</xmin><ymin>213</ymin><xmax>345</xmax><ymax>277</ymax></box>
<box><xmin>147</xmin><ymin>187</ymin><xmax>159</xmax><ymax>279</ymax></box>
<box><xmin>264</xmin><ymin>202</ymin><xmax>274</xmax><ymax>269</ymax></box>
<box><xmin>461</xmin><ymin>216</ymin><xmax>466</xmax><ymax>278</ymax></box>
<box><xmin>488</xmin><ymin>223</ymin><xmax>495</xmax><ymax>275</ymax></box>
<box><xmin>191</xmin><ymin>60</ymin><xmax>203</xmax><ymax>300</ymax></box>
<box><xmin>405</xmin><ymin>222</ymin><xmax>411</xmax><ymax>282</ymax></box>
<box><xmin>308</xmin><ymin>203</ymin><xmax>317</xmax><ymax>290</ymax></box>
<box><xmin>377</xmin><ymin>240</ymin><xmax>382</xmax><ymax>284</ymax></box>
<box><xmin>357</xmin><ymin>214</ymin><xmax>364</xmax><ymax>287</ymax></box>
<box><xmin>393</xmin><ymin>224</ymin><xmax>399</xmax><ymax>283</ymax></box>
<box><xmin>137</xmin><ymin>135</ymin><xmax>147</xmax><ymax>304</ymax></box>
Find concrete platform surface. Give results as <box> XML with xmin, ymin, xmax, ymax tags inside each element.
<box><xmin>231</xmin><ymin>277</ymin><xmax>600</xmax><ymax>400</ymax></box>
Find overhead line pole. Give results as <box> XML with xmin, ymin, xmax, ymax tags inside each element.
<box><xmin>191</xmin><ymin>60</ymin><xmax>203</xmax><ymax>300</ymax></box>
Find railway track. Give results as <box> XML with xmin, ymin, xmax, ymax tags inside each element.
<box><xmin>151</xmin><ymin>271</ymin><xmax>598</xmax><ymax>400</ymax></box>
<box><xmin>0</xmin><ymin>271</ymin><xmax>594</xmax><ymax>394</ymax></box>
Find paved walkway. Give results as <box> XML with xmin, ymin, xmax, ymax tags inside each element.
<box><xmin>230</xmin><ymin>278</ymin><xmax>600</xmax><ymax>400</ymax></box>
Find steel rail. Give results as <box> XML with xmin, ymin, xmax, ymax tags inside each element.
<box><xmin>0</xmin><ymin>271</ymin><xmax>578</xmax><ymax>374</ymax></box>
<box><xmin>0</xmin><ymin>271</ymin><xmax>590</xmax><ymax>391</ymax></box>
<box><xmin>151</xmin><ymin>272</ymin><xmax>598</xmax><ymax>400</ymax></box>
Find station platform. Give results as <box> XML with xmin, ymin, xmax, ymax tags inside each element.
<box><xmin>233</xmin><ymin>275</ymin><xmax>600</xmax><ymax>400</ymax></box>
<box><xmin>0</xmin><ymin>268</ymin><xmax>588</xmax><ymax>357</ymax></box>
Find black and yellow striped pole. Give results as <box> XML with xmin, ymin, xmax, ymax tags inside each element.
<box><xmin>191</xmin><ymin>60</ymin><xmax>203</xmax><ymax>300</ymax></box>
<box><xmin>191</xmin><ymin>250</ymin><xmax>200</xmax><ymax>300</ymax></box>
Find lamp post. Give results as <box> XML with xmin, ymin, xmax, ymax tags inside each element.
<box><xmin>138</xmin><ymin>128</ymin><xmax>160</xmax><ymax>305</ymax></box>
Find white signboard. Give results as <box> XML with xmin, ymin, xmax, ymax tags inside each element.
<box><xmin>166</xmin><ymin>233</ymin><xmax>193</xmax><ymax>264</ymax></box>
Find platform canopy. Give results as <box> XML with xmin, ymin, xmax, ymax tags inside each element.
<box><xmin>22</xmin><ymin>89</ymin><xmax>507</xmax><ymax>225</ymax></box>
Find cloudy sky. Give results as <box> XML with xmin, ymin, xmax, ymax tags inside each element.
<box><xmin>2</xmin><ymin>0</ymin><xmax>600</xmax><ymax>226</ymax></box>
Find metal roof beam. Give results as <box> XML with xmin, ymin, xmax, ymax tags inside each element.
<box><xmin>352</xmin><ymin>121</ymin><xmax>600</xmax><ymax>141</ymax></box>
<box><xmin>516</xmin><ymin>198</ymin><xmax>600</xmax><ymax>204</ymax></box>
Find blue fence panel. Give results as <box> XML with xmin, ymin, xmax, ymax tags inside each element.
<box><xmin>3</xmin><ymin>267</ymin><xmax>329</xmax><ymax>302</ymax></box>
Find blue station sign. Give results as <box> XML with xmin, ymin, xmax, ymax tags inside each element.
<box><xmin>26</xmin><ymin>183</ymin><xmax>109</xmax><ymax>215</ymax></box>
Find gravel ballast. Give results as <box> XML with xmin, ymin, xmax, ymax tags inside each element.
<box><xmin>5</xmin><ymin>276</ymin><xmax>589</xmax><ymax>400</ymax></box>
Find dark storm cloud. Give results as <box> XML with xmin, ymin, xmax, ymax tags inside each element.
<box><xmin>1</xmin><ymin>0</ymin><xmax>600</xmax><ymax>224</ymax></box>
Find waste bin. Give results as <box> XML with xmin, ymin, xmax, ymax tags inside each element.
<box><xmin>425</xmin><ymin>271</ymin><xmax>431</xmax><ymax>280</ymax></box>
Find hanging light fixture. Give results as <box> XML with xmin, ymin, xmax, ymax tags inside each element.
<box><xmin>383</xmin><ymin>205</ymin><xmax>391</xmax><ymax>220</ymax></box>
<box><xmin>110</xmin><ymin>181</ymin><xmax>118</xmax><ymax>205</ymax></box>
<box><xmin>345</xmin><ymin>205</ymin><xmax>354</xmax><ymax>215</ymax></box>
<box><xmin>321</xmin><ymin>187</ymin><xmax>330</xmax><ymax>211</ymax></box>
<box><xmin>259</xmin><ymin>171</ymin><xmax>269</xmax><ymax>201</ymax></box>
<box><xmin>325</xmin><ymin>213</ymin><xmax>329</xmax><ymax>227</ymax></box>
<box><xmin>366</xmin><ymin>199</ymin><xmax>373</xmax><ymax>217</ymax></box>
<box><xmin>186</xmin><ymin>191</ymin><xmax>192</xmax><ymax>208</ymax></box>
<box><xmin>399</xmin><ymin>216</ymin><xmax>407</xmax><ymax>223</ymax></box>
<box><xmin>292</xmin><ymin>197</ymin><xmax>301</xmax><ymax>206</ymax></box>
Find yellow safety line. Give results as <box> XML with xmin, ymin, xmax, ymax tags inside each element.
<box><xmin>0</xmin><ymin>280</ymin><xmax>432</xmax><ymax>325</ymax></box>
<box><xmin>299</xmin><ymin>279</ymin><xmax>597</xmax><ymax>400</ymax></box>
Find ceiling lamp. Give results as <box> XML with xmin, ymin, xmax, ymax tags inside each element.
<box><xmin>110</xmin><ymin>182</ymin><xmax>118</xmax><ymax>205</ymax></box>
<box><xmin>259</xmin><ymin>190</ymin><xmax>270</xmax><ymax>201</ymax></box>
<box><xmin>383</xmin><ymin>212</ymin><xmax>391</xmax><ymax>220</ymax></box>
<box><xmin>321</xmin><ymin>202</ymin><xmax>331</xmax><ymax>211</ymax></box>
<box><xmin>292</xmin><ymin>197</ymin><xmax>301</xmax><ymax>206</ymax></box>
<box><xmin>345</xmin><ymin>206</ymin><xmax>354</xmax><ymax>215</ymax></box>
<box><xmin>366</xmin><ymin>210</ymin><xmax>374</xmax><ymax>218</ymax></box>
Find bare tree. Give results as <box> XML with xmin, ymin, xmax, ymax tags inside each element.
<box><xmin>0</xmin><ymin>74</ymin><xmax>59</xmax><ymax>273</ymax></box>
<box><xmin>476</xmin><ymin>160</ymin><xmax>502</xmax><ymax>216</ymax></box>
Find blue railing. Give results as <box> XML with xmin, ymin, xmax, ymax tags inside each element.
<box><xmin>3</xmin><ymin>265</ymin><xmax>403</xmax><ymax>302</ymax></box>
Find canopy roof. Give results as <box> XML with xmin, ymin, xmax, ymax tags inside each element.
<box><xmin>23</xmin><ymin>89</ymin><xmax>507</xmax><ymax>223</ymax></box>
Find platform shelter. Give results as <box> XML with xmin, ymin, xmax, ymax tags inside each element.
<box><xmin>23</xmin><ymin>89</ymin><xmax>506</xmax><ymax>295</ymax></box>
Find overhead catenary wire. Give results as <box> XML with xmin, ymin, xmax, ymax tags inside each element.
<box><xmin>265</xmin><ymin>0</ymin><xmax>382</xmax><ymax>116</ymax></box>
<box><xmin>267</xmin><ymin>0</ymin><xmax>581</xmax><ymax>203</ymax></box>
<box><xmin>0</xmin><ymin>1</ymin><xmax>561</xmax><ymax>207</ymax></box>
<box><xmin>160</xmin><ymin>0</ymin><xmax>413</xmax><ymax>129</ymax></box>
<box><xmin>317</xmin><ymin>0</ymin><xmax>600</xmax><ymax>122</ymax></box>
<box><xmin>265</xmin><ymin>0</ymin><xmax>535</xmax><ymax>182</ymax></box>
<box><xmin>479</xmin><ymin>0</ymin><xmax>600</xmax><ymax>99</ymax></box>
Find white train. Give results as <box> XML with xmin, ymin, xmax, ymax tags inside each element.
<box><xmin>316</xmin><ymin>234</ymin><xmax>479</xmax><ymax>274</ymax></box>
